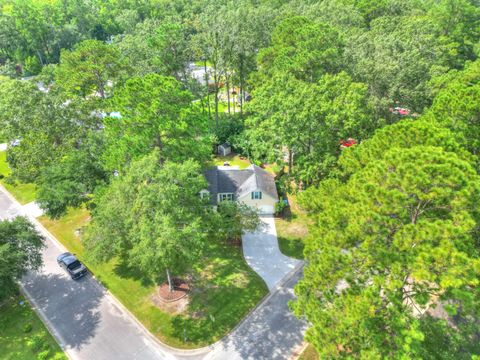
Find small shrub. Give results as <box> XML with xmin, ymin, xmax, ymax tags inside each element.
<box><xmin>275</xmin><ymin>198</ymin><xmax>288</xmax><ymax>216</ymax></box>
<box><xmin>27</xmin><ymin>334</ymin><xmax>45</xmax><ymax>352</ymax></box>
<box><xmin>3</xmin><ymin>176</ymin><xmax>15</xmax><ymax>185</ymax></box>
<box><xmin>37</xmin><ymin>349</ymin><xmax>50</xmax><ymax>360</ymax></box>
<box><xmin>24</xmin><ymin>323</ymin><xmax>33</xmax><ymax>333</ymax></box>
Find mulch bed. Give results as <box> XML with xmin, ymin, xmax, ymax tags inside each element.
<box><xmin>157</xmin><ymin>278</ymin><xmax>190</xmax><ymax>303</ymax></box>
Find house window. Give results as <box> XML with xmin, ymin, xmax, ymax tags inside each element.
<box><xmin>218</xmin><ymin>193</ymin><xmax>234</xmax><ymax>202</ymax></box>
<box><xmin>200</xmin><ymin>190</ymin><xmax>210</xmax><ymax>200</ymax></box>
<box><xmin>252</xmin><ymin>191</ymin><xmax>262</xmax><ymax>200</ymax></box>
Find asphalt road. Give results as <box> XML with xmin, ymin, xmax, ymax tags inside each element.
<box><xmin>0</xmin><ymin>187</ymin><xmax>306</xmax><ymax>360</ymax></box>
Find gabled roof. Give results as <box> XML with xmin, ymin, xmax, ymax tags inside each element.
<box><xmin>252</xmin><ymin>165</ymin><xmax>278</xmax><ymax>199</ymax></box>
<box><xmin>204</xmin><ymin>165</ymin><xmax>278</xmax><ymax>205</ymax></box>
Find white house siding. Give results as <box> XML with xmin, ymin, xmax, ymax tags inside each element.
<box><xmin>238</xmin><ymin>190</ymin><xmax>278</xmax><ymax>215</ymax></box>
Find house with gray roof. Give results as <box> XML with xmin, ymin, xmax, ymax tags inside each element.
<box><xmin>203</xmin><ymin>165</ymin><xmax>279</xmax><ymax>214</ymax></box>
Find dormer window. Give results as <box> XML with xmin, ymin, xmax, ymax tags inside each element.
<box><xmin>252</xmin><ymin>191</ymin><xmax>262</xmax><ymax>200</ymax></box>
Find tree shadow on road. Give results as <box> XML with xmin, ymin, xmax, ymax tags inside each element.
<box><xmin>22</xmin><ymin>272</ymin><xmax>102</xmax><ymax>350</ymax></box>
<box><xmin>216</xmin><ymin>271</ymin><xmax>307</xmax><ymax>360</ymax></box>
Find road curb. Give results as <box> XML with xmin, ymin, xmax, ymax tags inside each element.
<box><xmin>290</xmin><ymin>341</ymin><xmax>309</xmax><ymax>360</ymax></box>
<box><xmin>18</xmin><ymin>285</ymin><xmax>76</xmax><ymax>360</ymax></box>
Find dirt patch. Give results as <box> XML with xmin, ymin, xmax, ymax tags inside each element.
<box><xmin>151</xmin><ymin>293</ymin><xmax>189</xmax><ymax>315</ymax></box>
<box><xmin>150</xmin><ymin>278</ymin><xmax>191</xmax><ymax>314</ymax></box>
<box><xmin>286</xmin><ymin>222</ymin><xmax>309</xmax><ymax>237</ymax></box>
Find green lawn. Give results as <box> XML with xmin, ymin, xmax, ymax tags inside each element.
<box><xmin>0</xmin><ymin>151</ymin><xmax>9</xmax><ymax>175</ymax></box>
<box><xmin>193</xmin><ymin>60</ymin><xmax>213</xmax><ymax>67</ymax></box>
<box><xmin>39</xmin><ymin>207</ymin><xmax>268</xmax><ymax>348</ymax></box>
<box><xmin>210</xmin><ymin>152</ymin><xmax>281</xmax><ymax>176</ymax></box>
<box><xmin>299</xmin><ymin>344</ymin><xmax>318</xmax><ymax>360</ymax></box>
<box><xmin>0</xmin><ymin>296</ymin><xmax>66</xmax><ymax>360</ymax></box>
<box><xmin>199</xmin><ymin>93</ymin><xmax>230</xmax><ymax>114</ymax></box>
<box><xmin>276</xmin><ymin>194</ymin><xmax>311</xmax><ymax>259</ymax></box>
<box><xmin>207</xmin><ymin>98</ymin><xmax>229</xmax><ymax>114</ymax></box>
<box><xmin>0</xmin><ymin>151</ymin><xmax>37</xmax><ymax>204</ymax></box>
<box><xmin>210</xmin><ymin>153</ymin><xmax>251</xmax><ymax>169</ymax></box>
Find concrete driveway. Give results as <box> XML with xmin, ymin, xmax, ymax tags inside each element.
<box><xmin>242</xmin><ymin>216</ymin><xmax>302</xmax><ymax>290</ymax></box>
<box><xmin>0</xmin><ymin>186</ymin><xmax>306</xmax><ymax>360</ymax></box>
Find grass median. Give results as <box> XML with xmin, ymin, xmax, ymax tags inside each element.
<box><xmin>0</xmin><ymin>295</ymin><xmax>66</xmax><ymax>360</ymax></box>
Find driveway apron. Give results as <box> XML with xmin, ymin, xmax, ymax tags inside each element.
<box><xmin>242</xmin><ymin>215</ymin><xmax>302</xmax><ymax>291</ymax></box>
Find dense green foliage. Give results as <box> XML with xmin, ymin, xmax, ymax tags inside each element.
<box><xmin>36</xmin><ymin>134</ymin><xmax>107</xmax><ymax>218</ymax></box>
<box><xmin>426</xmin><ymin>60</ymin><xmax>480</xmax><ymax>157</ymax></box>
<box><xmin>244</xmin><ymin>71</ymin><xmax>377</xmax><ymax>185</ymax></box>
<box><xmin>1</xmin><ymin>0</ymin><xmax>478</xmax><ymax>195</ymax></box>
<box><xmin>295</xmin><ymin>121</ymin><xmax>480</xmax><ymax>358</ymax></box>
<box><xmin>0</xmin><ymin>78</ymin><xmax>93</xmax><ymax>181</ymax></box>
<box><xmin>103</xmin><ymin>74</ymin><xmax>211</xmax><ymax>171</ymax></box>
<box><xmin>256</xmin><ymin>16</ymin><xmax>343</xmax><ymax>82</ymax></box>
<box><xmin>0</xmin><ymin>217</ymin><xmax>44</xmax><ymax>300</ymax></box>
<box><xmin>55</xmin><ymin>39</ymin><xmax>127</xmax><ymax>99</ymax></box>
<box><xmin>84</xmin><ymin>152</ymin><xmax>213</xmax><ymax>285</ymax></box>
<box><xmin>215</xmin><ymin>201</ymin><xmax>262</xmax><ymax>242</ymax></box>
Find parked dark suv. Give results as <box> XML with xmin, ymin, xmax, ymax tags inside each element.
<box><xmin>57</xmin><ymin>252</ymin><xmax>88</xmax><ymax>280</ymax></box>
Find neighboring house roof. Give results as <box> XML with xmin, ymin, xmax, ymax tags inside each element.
<box><xmin>218</xmin><ymin>143</ymin><xmax>231</xmax><ymax>149</ymax></box>
<box><xmin>204</xmin><ymin>165</ymin><xmax>278</xmax><ymax>205</ymax></box>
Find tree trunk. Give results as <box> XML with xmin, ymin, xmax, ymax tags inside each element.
<box><xmin>166</xmin><ymin>268</ymin><xmax>174</xmax><ymax>292</ymax></box>
<box><xmin>226</xmin><ymin>75</ymin><xmax>231</xmax><ymax>114</ymax></box>
<box><xmin>239</xmin><ymin>55</ymin><xmax>244</xmax><ymax>117</ymax></box>
<box><xmin>36</xmin><ymin>50</ymin><xmax>44</xmax><ymax>67</ymax></box>
<box><xmin>204</xmin><ymin>59</ymin><xmax>211</xmax><ymax>121</ymax></box>
<box><xmin>155</xmin><ymin>134</ymin><xmax>164</xmax><ymax>165</ymax></box>
<box><xmin>288</xmin><ymin>148</ymin><xmax>293</xmax><ymax>174</ymax></box>
<box><xmin>213</xmin><ymin>64</ymin><xmax>219</xmax><ymax>129</ymax></box>
<box><xmin>98</xmin><ymin>82</ymin><xmax>105</xmax><ymax>99</ymax></box>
